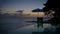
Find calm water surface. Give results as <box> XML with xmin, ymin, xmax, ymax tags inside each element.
<box><xmin>0</xmin><ymin>17</ymin><xmax>56</xmax><ymax>34</ymax></box>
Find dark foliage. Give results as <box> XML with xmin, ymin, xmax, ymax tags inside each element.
<box><xmin>43</xmin><ymin>0</ymin><xmax>60</xmax><ymax>24</ymax></box>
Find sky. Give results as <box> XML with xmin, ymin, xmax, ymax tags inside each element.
<box><xmin>0</xmin><ymin>0</ymin><xmax>47</xmax><ymax>13</ymax></box>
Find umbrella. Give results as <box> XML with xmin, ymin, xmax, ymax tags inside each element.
<box><xmin>32</xmin><ymin>8</ymin><xmax>42</xmax><ymax>12</ymax></box>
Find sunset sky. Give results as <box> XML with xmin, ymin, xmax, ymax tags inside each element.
<box><xmin>0</xmin><ymin>0</ymin><xmax>47</xmax><ymax>13</ymax></box>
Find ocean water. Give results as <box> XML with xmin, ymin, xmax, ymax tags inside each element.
<box><xmin>0</xmin><ymin>16</ymin><xmax>56</xmax><ymax>34</ymax></box>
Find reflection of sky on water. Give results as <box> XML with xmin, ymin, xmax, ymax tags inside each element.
<box><xmin>0</xmin><ymin>17</ymin><xmax>56</xmax><ymax>34</ymax></box>
<box><xmin>11</xmin><ymin>23</ymin><xmax>56</xmax><ymax>34</ymax></box>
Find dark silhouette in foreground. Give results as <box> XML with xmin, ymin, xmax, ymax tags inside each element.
<box><xmin>32</xmin><ymin>0</ymin><xmax>60</xmax><ymax>34</ymax></box>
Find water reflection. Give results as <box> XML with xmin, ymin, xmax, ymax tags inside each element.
<box><xmin>32</xmin><ymin>23</ymin><xmax>60</xmax><ymax>34</ymax></box>
<box><xmin>11</xmin><ymin>23</ymin><xmax>59</xmax><ymax>34</ymax></box>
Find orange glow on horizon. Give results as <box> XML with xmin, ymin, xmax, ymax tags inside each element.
<box><xmin>23</xmin><ymin>12</ymin><xmax>45</xmax><ymax>17</ymax></box>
